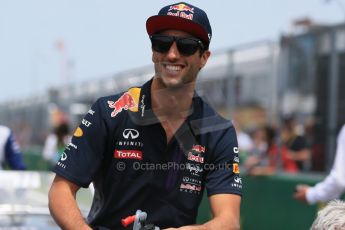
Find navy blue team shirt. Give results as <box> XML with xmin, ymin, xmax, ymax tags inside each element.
<box><xmin>53</xmin><ymin>79</ymin><xmax>242</xmax><ymax>229</ymax></box>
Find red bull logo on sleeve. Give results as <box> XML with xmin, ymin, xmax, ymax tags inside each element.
<box><xmin>167</xmin><ymin>3</ymin><xmax>194</xmax><ymax>20</ymax></box>
<box><xmin>188</xmin><ymin>152</ymin><xmax>204</xmax><ymax>163</ymax></box>
<box><xmin>107</xmin><ymin>88</ymin><xmax>140</xmax><ymax>117</ymax></box>
<box><xmin>191</xmin><ymin>145</ymin><xmax>206</xmax><ymax>153</ymax></box>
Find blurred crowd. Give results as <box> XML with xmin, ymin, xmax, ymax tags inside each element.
<box><xmin>0</xmin><ymin>107</ymin><xmax>71</xmax><ymax>170</ymax></box>
<box><xmin>235</xmin><ymin>115</ymin><xmax>315</xmax><ymax>176</ymax></box>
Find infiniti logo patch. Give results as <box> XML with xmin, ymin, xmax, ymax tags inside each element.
<box><xmin>123</xmin><ymin>129</ymin><xmax>139</xmax><ymax>139</ymax></box>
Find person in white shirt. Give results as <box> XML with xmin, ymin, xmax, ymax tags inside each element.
<box><xmin>42</xmin><ymin>122</ymin><xmax>71</xmax><ymax>167</ymax></box>
<box><xmin>294</xmin><ymin>124</ymin><xmax>345</xmax><ymax>204</ymax></box>
<box><xmin>0</xmin><ymin>125</ymin><xmax>26</xmax><ymax>170</ymax></box>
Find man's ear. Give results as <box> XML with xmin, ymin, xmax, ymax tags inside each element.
<box><xmin>200</xmin><ymin>50</ymin><xmax>211</xmax><ymax>69</ymax></box>
<box><xmin>152</xmin><ymin>51</ymin><xmax>158</xmax><ymax>63</ymax></box>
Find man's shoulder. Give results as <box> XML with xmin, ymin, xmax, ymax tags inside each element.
<box><xmin>198</xmin><ymin>97</ymin><xmax>231</xmax><ymax>122</ymax></box>
<box><xmin>192</xmin><ymin>97</ymin><xmax>234</xmax><ymax>135</ymax></box>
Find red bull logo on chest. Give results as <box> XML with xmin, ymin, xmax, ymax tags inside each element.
<box><xmin>107</xmin><ymin>88</ymin><xmax>140</xmax><ymax>117</ymax></box>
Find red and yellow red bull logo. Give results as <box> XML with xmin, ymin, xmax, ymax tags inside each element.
<box><xmin>107</xmin><ymin>88</ymin><xmax>140</xmax><ymax>117</ymax></box>
<box><xmin>169</xmin><ymin>3</ymin><xmax>194</xmax><ymax>13</ymax></box>
<box><xmin>188</xmin><ymin>152</ymin><xmax>204</xmax><ymax>163</ymax></box>
<box><xmin>167</xmin><ymin>3</ymin><xmax>194</xmax><ymax>20</ymax></box>
<box><xmin>192</xmin><ymin>145</ymin><xmax>206</xmax><ymax>153</ymax></box>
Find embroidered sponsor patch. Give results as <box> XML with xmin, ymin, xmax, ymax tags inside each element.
<box><xmin>107</xmin><ymin>88</ymin><xmax>141</xmax><ymax>117</ymax></box>
<box><xmin>187</xmin><ymin>152</ymin><xmax>204</xmax><ymax>163</ymax></box>
<box><xmin>114</xmin><ymin>150</ymin><xmax>143</xmax><ymax>160</ymax></box>
<box><xmin>73</xmin><ymin>127</ymin><xmax>83</xmax><ymax>137</ymax></box>
<box><xmin>233</xmin><ymin>163</ymin><xmax>240</xmax><ymax>174</ymax></box>
<box><xmin>191</xmin><ymin>145</ymin><xmax>205</xmax><ymax>153</ymax></box>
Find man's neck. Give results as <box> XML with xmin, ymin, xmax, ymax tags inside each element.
<box><xmin>150</xmin><ymin>77</ymin><xmax>195</xmax><ymax>143</ymax></box>
<box><xmin>151</xmin><ymin>78</ymin><xmax>195</xmax><ymax>120</ymax></box>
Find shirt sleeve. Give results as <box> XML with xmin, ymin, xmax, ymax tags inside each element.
<box><xmin>53</xmin><ymin>98</ymin><xmax>108</xmax><ymax>188</ymax></box>
<box><xmin>306</xmin><ymin>125</ymin><xmax>345</xmax><ymax>204</ymax></box>
<box><xmin>205</xmin><ymin>125</ymin><xmax>242</xmax><ymax>197</ymax></box>
<box><xmin>4</xmin><ymin>132</ymin><xmax>26</xmax><ymax>170</ymax></box>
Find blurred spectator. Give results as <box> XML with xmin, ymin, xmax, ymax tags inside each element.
<box><xmin>0</xmin><ymin>125</ymin><xmax>26</xmax><ymax>170</ymax></box>
<box><xmin>233</xmin><ymin>120</ymin><xmax>253</xmax><ymax>163</ymax></box>
<box><xmin>244</xmin><ymin>125</ymin><xmax>278</xmax><ymax>176</ymax></box>
<box><xmin>15</xmin><ymin>122</ymin><xmax>32</xmax><ymax>150</ymax></box>
<box><xmin>294</xmin><ymin>124</ymin><xmax>345</xmax><ymax>204</ymax></box>
<box><xmin>304</xmin><ymin>117</ymin><xmax>316</xmax><ymax>149</ymax></box>
<box><xmin>42</xmin><ymin>122</ymin><xmax>71</xmax><ymax>168</ymax></box>
<box><xmin>310</xmin><ymin>200</ymin><xmax>345</xmax><ymax>230</ymax></box>
<box><xmin>280</xmin><ymin>116</ymin><xmax>311</xmax><ymax>172</ymax></box>
<box><xmin>304</xmin><ymin>117</ymin><xmax>325</xmax><ymax>172</ymax></box>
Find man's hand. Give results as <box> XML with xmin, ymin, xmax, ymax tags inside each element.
<box><xmin>293</xmin><ymin>184</ymin><xmax>310</xmax><ymax>202</ymax></box>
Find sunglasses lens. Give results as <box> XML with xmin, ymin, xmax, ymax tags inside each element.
<box><xmin>150</xmin><ymin>35</ymin><xmax>173</xmax><ymax>53</ymax></box>
<box><xmin>177</xmin><ymin>38</ymin><xmax>200</xmax><ymax>56</ymax></box>
<box><xmin>150</xmin><ymin>35</ymin><xmax>203</xmax><ymax>56</ymax></box>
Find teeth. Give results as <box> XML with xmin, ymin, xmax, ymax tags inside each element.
<box><xmin>166</xmin><ymin>65</ymin><xmax>181</xmax><ymax>71</ymax></box>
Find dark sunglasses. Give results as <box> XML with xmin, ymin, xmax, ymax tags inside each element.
<box><xmin>150</xmin><ymin>35</ymin><xmax>205</xmax><ymax>56</ymax></box>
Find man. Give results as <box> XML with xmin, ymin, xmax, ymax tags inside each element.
<box><xmin>294</xmin><ymin>124</ymin><xmax>345</xmax><ymax>204</ymax></box>
<box><xmin>0</xmin><ymin>125</ymin><xmax>26</xmax><ymax>170</ymax></box>
<box><xmin>310</xmin><ymin>200</ymin><xmax>345</xmax><ymax>230</ymax></box>
<box><xmin>48</xmin><ymin>2</ymin><xmax>242</xmax><ymax>229</ymax></box>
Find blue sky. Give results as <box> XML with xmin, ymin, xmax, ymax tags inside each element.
<box><xmin>0</xmin><ymin>0</ymin><xmax>344</xmax><ymax>102</ymax></box>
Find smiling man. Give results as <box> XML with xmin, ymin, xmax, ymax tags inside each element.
<box><xmin>48</xmin><ymin>2</ymin><xmax>242</xmax><ymax>230</ymax></box>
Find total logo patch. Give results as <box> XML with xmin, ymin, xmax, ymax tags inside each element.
<box><xmin>114</xmin><ymin>150</ymin><xmax>143</xmax><ymax>160</ymax></box>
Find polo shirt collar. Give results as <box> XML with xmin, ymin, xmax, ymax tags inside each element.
<box><xmin>135</xmin><ymin>78</ymin><xmax>202</xmax><ymax>124</ymax></box>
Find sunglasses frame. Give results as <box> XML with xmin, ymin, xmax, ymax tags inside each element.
<box><xmin>150</xmin><ymin>34</ymin><xmax>205</xmax><ymax>56</ymax></box>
